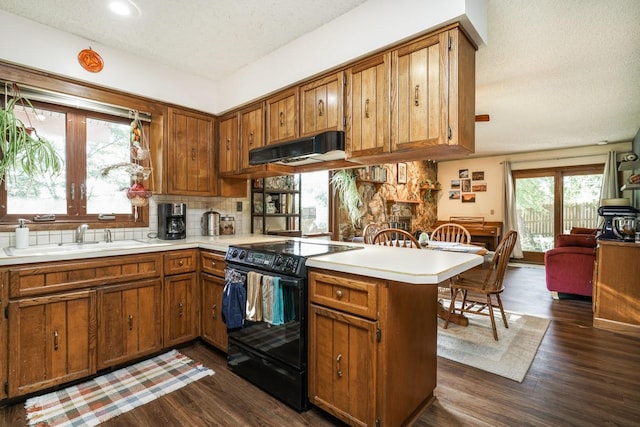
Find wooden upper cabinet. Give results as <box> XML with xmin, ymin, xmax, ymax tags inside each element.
<box><xmin>391</xmin><ymin>26</ymin><xmax>476</xmax><ymax>157</ymax></box>
<box><xmin>166</xmin><ymin>107</ymin><xmax>216</xmax><ymax>195</ymax></box>
<box><xmin>240</xmin><ymin>103</ymin><xmax>265</xmax><ymax>171</ymax></box>
<box><xmin>218</xmin><ymin>113</ymin><xmax>240</xmax><ymax>176</ymax></box>
<box><xmin>346</xmin><ymin>53</ymin><xmax>391</xmax><ymax>159</ymax></box>
<box><xmin>266</xmin><ymin>87</ymin><xmax>298</xmax><ymax>145</ymax></box>
<box><xmin>300</xmin><ymin>72</ymin><xmax>345</xmax><ymax>137</ymax></box>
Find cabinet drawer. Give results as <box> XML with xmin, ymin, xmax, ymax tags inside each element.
<box><xmin>8</xmin><ymin>254</ymin><xmax>162</xmax><ymax>298</ymax></box>
<box><xmin>308</xmin><ymin>269</ymin><xmax>381</xmax><ymax>320</ymax></box>
<box><xmin>164</xmin><ymin>249</ymin><xmax>197</xmax><ymax>275</ymax></box>
<box><xmin>200</xmin><ymin>251</ymin><xmax>226</xmax><ymax>277</ymax></box>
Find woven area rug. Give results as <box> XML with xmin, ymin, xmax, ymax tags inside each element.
<box><xmin>437</xmin><ymin>308</ymin><xmax>550</xmax><ymax>383</ymax></box>
<box><xmin>25</xmin><ymin>350</ymin><xmax>214</xmax><ymax>427</ymax></box>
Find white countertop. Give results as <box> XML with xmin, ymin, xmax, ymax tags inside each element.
<box><xmin>0</xmin><ymin>234</ymin><xmax>483</xmax><ymax>285</ymax></box>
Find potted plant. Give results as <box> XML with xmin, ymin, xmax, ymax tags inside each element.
<box><xmin>421</xmin><ymin>179</ymin><xmax>441</xmax><ymax>203</ymax></box>
<box><xmin>0</xmin><ymin>84</ymin><xmax>63</xmax><ymax>183</ymax></box>
<box><xmin>331</xmin><ymin>169</ymin><xmax>363</xmax><ymax>227</ymax></box>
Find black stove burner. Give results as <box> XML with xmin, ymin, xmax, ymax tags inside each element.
<box><xmin>225</xmin><ymin>240</ymin><xmax>362</xmax><ymax>277</ymax></box>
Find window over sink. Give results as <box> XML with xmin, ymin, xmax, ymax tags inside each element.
<box><xmin>1</xmin><ymin>100</ymin><xmax>149</xmax><ymax>226</ymax></box>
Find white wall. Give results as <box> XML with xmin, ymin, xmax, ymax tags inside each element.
<box><xmin>0</xmin><ymin>1</ymin><xmax>487</xmax><ymax>114</ymax></box>
<box><xmin>436</xmin><ymin>142</ymin><xmax>632</xmax><ymax>222</ymax></box>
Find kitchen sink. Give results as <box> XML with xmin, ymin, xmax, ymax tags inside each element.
<box><xmin>3</xmin><ymin>239</ymin><xmax>172</xmax><ymax>257</ymax></box>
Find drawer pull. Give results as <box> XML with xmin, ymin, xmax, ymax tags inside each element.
<box><xmin>178</xmin><ymin>260</ymin><xmax>184</xmax><ymax>266</ymax></box>
<box><xmin>335</xmin><ymin>289</ymin><xmax>344</xmax><ymax>299</ymax></box>
<box><xmin>53</xmin><ymin>330</ymin><xmax>59</xmax><ymax>351</ymax></box>
<box><xmin>212</xmin><ymin>303</ymin><xmax>217</xmax><ymax>319</ymax></box>
<box><xmin>336</xmin><ymin>353</ymin><xmax>343</xmax><ymax>377</ymax></box>
<box><xmin>128</xmin><ymin>314</ymin><xmax>134</xmax><ymax>330</ymax></box>
<box><xmin>414</xmin><ymin>84</ymin><xmax>420</xmax><ymax>106</ymax></box>
<box><xmin>364</xmin><ymin>99</ymin><xmax>370</xmax><ymax>118</ymax></box>
<box><xmin>318</xmin><ymin>99</ymin><xmax>324</xmax><ymax>116</ymax></box>
<box><xmin>211</xmin><ymin>261</ymin><xmax>216</xmax><ymax>267</ymax></box>
<box><xmin>178</xmin><ymin>302</ymin><xmax>184</xmax><ymax>317</ymax></box>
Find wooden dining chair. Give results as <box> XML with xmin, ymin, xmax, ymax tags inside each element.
<box><xmin>362</xmin><ymin>222</ymin><xmax>390</xmax><ymax>244</ymax></box>
<box><xmin>372</xmin><ymin>228</ymin><xmax>421</xmax><ymax>249</ymax></box>
<box><xmin>443</xmin><ymin>230</ymin><xmax>518</xmax><ymax>340</ymax></box>
<box><xmin>431</xmin><ymin>223</ymin><xmax>471</xmax><ymax>244</ymax></box>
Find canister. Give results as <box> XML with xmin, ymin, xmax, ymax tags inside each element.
<box><xmin>220</xmin><ymin>216</ymin><xmax>235</xmax><ymax>235</ymax></box>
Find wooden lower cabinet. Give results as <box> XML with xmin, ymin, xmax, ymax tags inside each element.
<box><xmin>309</xmin><ymin>304</ymin><xmax>376</xmax><ymax>426</ymax></box>
<box><xmin>308</xmin><ymin>268</ymin><xmax>438</xmax><ymax>427</ymax></box>
<box><xmin>200</xmin><ymin>250</ymin><xmax>228</xmax><ymax>351</ymax></box>
<box><xmin>8</xmin><ymin>290</ymin><xmax>96</xmax><ymax>397</ymax></box>
<box><xmin>164</xmin><ymin>272</ymin><xmax>199</xmax><ymax>347</ymax></box>
<box><xmin>593</xmin><ymin>241</ymin><xmax>640</xmax><ymax>336</ymax></box>
<box><xmin>200</xmin><ymin>273</ymin><xmax>227</xmax><ymax>351</ymax></box>
<box><xmin>97</xmin><ymin>279</ymin><xmax>162</xmax><ymax>369</ymax></box>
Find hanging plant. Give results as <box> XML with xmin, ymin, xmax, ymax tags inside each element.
<box><xmin>0</xmin><ymin>83</ymin><xmax>63</xmax><ymax>183</ymax></box>
<box><xmin>331</xmin><ymin>169</ymin><xmax>363</xmax><ymax>227</ymax></box>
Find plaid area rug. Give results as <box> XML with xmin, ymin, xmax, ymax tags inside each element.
<box><xmin>24</xmin><ymin>350</ymin><xmax>214</xmax><ymax>427</ymax></box>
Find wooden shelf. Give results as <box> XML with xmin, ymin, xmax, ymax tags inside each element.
<box><xmin>621</xmin><ymin>183</ymin><xmax>640</xmax><ymax>191</ymax></box>
<box><xmin>357</xmin><ymin>178</ymin><xmax>386</xmax><ymax>185</ymax></box>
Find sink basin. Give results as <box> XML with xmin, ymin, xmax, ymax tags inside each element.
<box><xmin>3</xmin><ymin>240</ymin><xmax>172</xmax><ymax>257</ymax></box>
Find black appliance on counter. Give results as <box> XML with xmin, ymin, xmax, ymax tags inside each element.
<box><xmin>158</xmin><ymin>203</ymin><xmax>186</xmax><ymax>240</ymax></box>
<box><xmin>224</xmin><ymin>240</ymin><xmax>362</xmax><ymax>411</ymax></box>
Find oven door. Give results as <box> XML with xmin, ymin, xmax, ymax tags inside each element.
<box><xmin>224</xmin><ymin>264</ymin><xmax>307</xmax><ymax>370</ymax></box>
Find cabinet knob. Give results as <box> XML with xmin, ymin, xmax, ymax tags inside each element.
<box><xmin>211</xmin><ymin>261</ymin><xmax>216</xmax><ymax>267</ymax></box>
<box><xmin>335</xmin><ymin>289</ymin><xmax>344</xmax><ymax>299</ymax></box>
<box><xmin>178</xmin><ymin>260</ymin><xmax>184</xmax><ymax>266</ymax></box>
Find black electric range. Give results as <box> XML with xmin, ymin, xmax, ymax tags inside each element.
<box><xmin>225</xmin><ymin>240</ymin><xmax>363</xmax><ymax>277</ymax></box>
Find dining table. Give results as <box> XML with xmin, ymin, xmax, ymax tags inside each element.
<box><xmin>421</xmin><ymin>240</ymin><xmax>490</xmax><ymax>326</ymax></box>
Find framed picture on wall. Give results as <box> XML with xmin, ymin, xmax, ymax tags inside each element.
<box><xmin>397</xmin><ymin>163</ymin><xmax>407</xmax><ymax>184</ymax></box>
<box><xmin>472</xmin><ymin>171</ymin><xmax>485</xmax><ymax>180</ymax></box>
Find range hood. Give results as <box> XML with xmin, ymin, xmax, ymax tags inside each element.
<box><xmin>249</xmin><ymin>130</ymin><xmax>345</xmax><ymax>166</ymax></box>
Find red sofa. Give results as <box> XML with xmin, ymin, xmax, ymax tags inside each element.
<box><xmin>544</xmin><ymin>228</ymin><xmax>597</xmax><ymax>298</ymax></box>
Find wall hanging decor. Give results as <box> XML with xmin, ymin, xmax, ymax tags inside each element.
<box><xmin>78</xmin><ymin>48</ymin><xmax>104</xmax><ymax>73</ymax></box>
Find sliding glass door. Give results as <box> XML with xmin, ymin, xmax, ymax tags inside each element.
<box><xmin>513</xmin><ymin>165</ymin><xmax>603</xmax><ymax>263</ymax></box>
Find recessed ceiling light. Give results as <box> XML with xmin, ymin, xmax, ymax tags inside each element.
<box><xmin>108</xmin><ymin>0</ymin><xmax>140</xmax><ymax>17</ymax></box>
<box><xmin>597</xmin><ymin>140</ymin><xmax>609</xmax><ymax>145</ymax></box>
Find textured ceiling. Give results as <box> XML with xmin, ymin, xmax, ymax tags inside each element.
<box><xmin>0</xmin><ymin>0</ymin><xmax>639</xmax><ymax>157</ymax></box>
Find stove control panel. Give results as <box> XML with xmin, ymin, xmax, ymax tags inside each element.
<box><xmin>225</xmin><ymin>247</ymin><xmax>305</xmax><ymax>276</ymax></box>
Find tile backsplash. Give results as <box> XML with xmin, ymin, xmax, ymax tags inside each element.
<box><xmin>0</xmin><ymin>193</ymin><xmax>252</xmax><ymax>248</ymax></box>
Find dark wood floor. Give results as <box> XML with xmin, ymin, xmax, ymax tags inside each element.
<box><xmin>2</xmin><ymin>265</ymin><xmax>639</xmax><ymax>426</ymax></box>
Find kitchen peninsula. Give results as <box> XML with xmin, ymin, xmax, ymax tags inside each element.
<box><xmin>0</xmin><ymin>235</ymin><xmax>483</xmax><ymax>426</ymax></box>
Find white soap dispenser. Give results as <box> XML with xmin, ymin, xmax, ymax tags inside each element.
<box><xmin>15</xmin><ymin>218</ymin><xmax>29</xmax><ymax>249</ymax></box>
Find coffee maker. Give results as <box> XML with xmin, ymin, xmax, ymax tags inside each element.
<box><xmin>158</xmin><ymin>203</ymin><xmax>186</xmax><ymax>240</ymax></box>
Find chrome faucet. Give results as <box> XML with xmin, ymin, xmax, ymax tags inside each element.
<box><xmin>105</xmin><ymin>229</ymin><xmax>112</xmax><ymax>243</ymax></box>
<box><xmin>75</xmin><ymin>224</ymin><xmax>89</xmax><ymax>243</ymax></box>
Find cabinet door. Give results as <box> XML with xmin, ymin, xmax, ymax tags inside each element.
<box><xmin>167</xmin><ymin>108</ymin><xmax>215</xmax><ymax>195</ymax></box>
<box><xmin>97</xmin><ymin>279</ymin><xmax>162</xmax><ymax>369</ymax></box>
<box><xmin>266</xmin><ymin>88</ymin><xmax>298</xmax><ymax>145</ymax></box>
<box><xmin>300</xmin><ymin>72</ymin><xmax>345</xmax><ymax>137</ymax></box>
<box><xmin>308</xmin><ymin>304</ymin><xmax>377</xmax><ymax>426</ymax></box>
<box><xmin>391</xmin><ymin>27</ymin><xmax>475</xmax><ymax>156</ymax></box>
<box><xmin>8</xmin><ymin>290</ymin><xmax>96</xmax><ymax>397</ymax></box>
<box><xmin>391</xmin><ymin>31</ymin><xmax>447</xmax><ymax>151</ymax></box>
<box><xmin>347</xmin><ymin>53</ymin><xmax>390</xmax><ymax>159</ymax></box>
<box><xmin>219</xmin><ymin>113</ymin><xmax>240</xmax><ymax>176</ymax></box>
<box><xmin>240</xmin><ymin>103</ymin><xmax>265</xmax><ymax>171</ymax></box>
<box><xmin>164</xmin><ymin>272</ymin><xmax>199</xmax><ymax>347</ymax></box>
<box><xmin>201</xmin><ymin>273</ymin><xmax>227</xmax><ymax>351</ymax></box>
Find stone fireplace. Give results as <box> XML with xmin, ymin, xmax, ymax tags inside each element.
<box><xmin>337</xmin><ymin>161</ymin><xmax>439</xmax><ymax>241</ymax></box>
